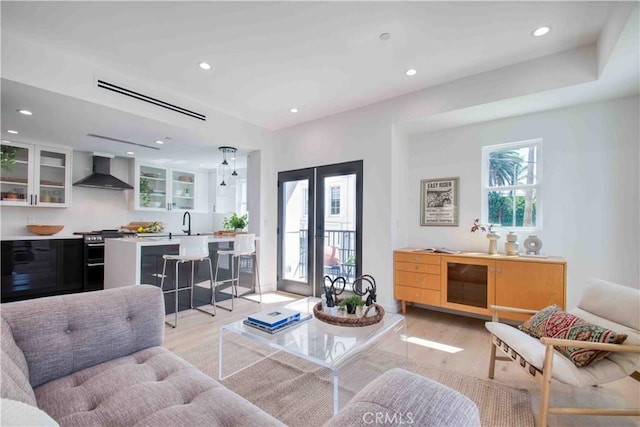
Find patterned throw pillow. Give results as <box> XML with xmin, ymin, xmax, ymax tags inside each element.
<box><xmin>519</xmin><ymin>305</ymin><xmax>628</xmax><ymax>367</ymax></box>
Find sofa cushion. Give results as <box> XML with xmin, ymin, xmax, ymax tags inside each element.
<box><xmin>1</xmin><ymin>286</ymin><xmax>165</xmax><ymax>388</ymax></box>
<box><xmin>35</xmin><ymin>346</ymin><xmax>283</xmax><ymax>427</ymax></box>
<box><xmin>324</xmin><ymin>368</ymin><xmax>480</xmax><ymax>427</ymax></box>
<box><xmin>520</xmin><ymin>305</ymin><xmax>627</xmax><ymax>367</ymax></box>
<box><xmin>0</xmin><ymin>318</ymin><xmax>36</xmax><ymax>406</ymax></box>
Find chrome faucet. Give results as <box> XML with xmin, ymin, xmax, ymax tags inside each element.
<box><xmin>182</xmin><ymin>211</ymin><xmax>191</xmax><ymax>236</ymax></box>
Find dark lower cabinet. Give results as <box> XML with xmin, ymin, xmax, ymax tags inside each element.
<box><xmin>1</xmin><ymin>239</ymin><xmax>84</xmax><ymax>303</ymax></box>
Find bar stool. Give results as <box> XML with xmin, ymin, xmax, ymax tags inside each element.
<box><xmin>160</xmin><ymin>235</ymin><xmax>216</xmax><ymax>328</ymax></box>
<box><xmin>213</xmin><ymin>233</ymin><xmax>261</xmax><ymax>311</ymax></box>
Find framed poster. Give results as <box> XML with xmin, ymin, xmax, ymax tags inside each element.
<box><xmin>420</xmin><ymin>177</ymin><xmax>459</xmax><ymax>226</ymax></box>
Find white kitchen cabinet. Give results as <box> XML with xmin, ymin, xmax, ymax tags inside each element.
<box><xmin>133</xmin><ymin>162</ymin><xmax>206</xmax><ymax>212</ymax></box>
<box><xmin>0</xmin><ymin>141</ymin><xmax>72</xmax><ymax>208</ymax></box>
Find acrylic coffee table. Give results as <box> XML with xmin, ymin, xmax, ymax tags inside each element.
<box><xmin>219</xmin><ymin>298</ymin><xmax>407</xmax><ymax>415</ymax></box>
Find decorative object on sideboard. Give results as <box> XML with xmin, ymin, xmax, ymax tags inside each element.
<box><xmin>26</xmin><ymin>224</ymin><xmax>64</xmax><ymax>235</ymax></box>
<box><xmin>523</xmin><ymin>235</ymin><xmax>542</xmax><ymax>255</ymax></box>
<box><xmin>471</xmin><ymin>218</ymin><xmax>501</xmax><ymax>255</ymax></box>
<box><xmin>420</xmin><ymin>177</ymin><xmax>459</xmax><ymax>226</ymax></box>
<box><xmin>504</xmin><ymin>232</ymin><xmax>519</xmax><ymax>256</ymax></box>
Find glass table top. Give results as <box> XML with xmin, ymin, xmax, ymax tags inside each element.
<box><xmin>221</xmin><ymin>297</ymin><xmax>405</xmax><ymax>368</ymax></box>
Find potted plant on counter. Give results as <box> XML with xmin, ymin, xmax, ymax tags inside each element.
<box><xmin>223</xmin><ymin>213</ymin><xmax>248</xmax><ymax>232</ymax></box>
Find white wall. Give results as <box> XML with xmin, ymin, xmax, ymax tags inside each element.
<box><xmin>407</xmin><ymin>96</ymin><xmax>639</xmax><ymax>308</ymax></box>
<box><xmin>273</xmin><ymin>103</ymin><xmax>395</xmax><ymax>306</ymax></box>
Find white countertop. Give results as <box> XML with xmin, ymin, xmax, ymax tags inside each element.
<box><xmin>1</xmin><ymin>234</ymin><xmax>83</xmax><ymax>241</ymax></box>
<box><xmin>108</xmin><ymin>235</ymin><xmax>258</xmax><ymax>246</ymax></box>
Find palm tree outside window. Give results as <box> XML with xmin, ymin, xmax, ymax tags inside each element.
<box><xmin>482</xmin><ymin>139</ymin><xmax>542</xmax><ymax>230</ymax></box>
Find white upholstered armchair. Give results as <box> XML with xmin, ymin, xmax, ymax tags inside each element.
<box><xmin>485</xmin><ymin>278</ymin><xmax>640</xmax><ymax>427</ymax></box>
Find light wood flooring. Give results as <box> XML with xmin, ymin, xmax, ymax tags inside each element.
<box><xmin>163</xmin><ymin>293</ymin><xmax>639</xmax><ymax>427</ymax></box>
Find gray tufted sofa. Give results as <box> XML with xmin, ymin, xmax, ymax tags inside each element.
<box><xmin>1</xmin><ymin>285</ymin><xmax>480</xmax><ymax>427</ymax></box>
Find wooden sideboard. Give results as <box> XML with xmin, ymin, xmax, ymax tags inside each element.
<box><xmin>393</xmin><ymin>248</ymin><xmax>566</xmax><ymax>321</ymax></box>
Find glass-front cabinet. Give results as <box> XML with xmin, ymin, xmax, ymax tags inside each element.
<box><xmin>133</xmin><ymin>163</ymin><xmax>197</xmax><ymax>211</ymax></box>
<box><xmin>440</xmin><ymin>256</ymin><xmax>495</xmax><ymax>316</ymax></box>
<box><xmin>1</xmin><ymin>141</ymin><xmax>72</xmax><ymax>208</ymax></box>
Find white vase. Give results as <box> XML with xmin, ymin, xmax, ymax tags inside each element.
<box><xmin>487</xmin><ymin>232</ymin><xmax>500</xmax><ymax>255</ymax></box>
<box><xmin>504</xmin><ymin>232</ymin><xmax>519</xmax><ymax>256</ymax></box>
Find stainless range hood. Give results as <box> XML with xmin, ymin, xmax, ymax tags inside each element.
<box><xmin>73</xmin><ymin>154</ymin><xmax>133</xmax><ymax>190</ymax></box>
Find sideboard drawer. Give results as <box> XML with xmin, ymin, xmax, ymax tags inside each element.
<box><xmin>395</xmin><ymin>252</ymin><xmax>440</xmax><ymax>265</ymax></box>
<box><xmin>395</xmin><ymin>285</ymin><xmax>440</xmax><ymax>306</ymax></box>
<box><xmin>395</xmin><ymin>261</ymin><xmax>440</xmax><ymax>275</ymax></box>
<box><xmin>395</xmin><ymin>270</ymin><xmax>440</xmax><ymax>290</ymax></box>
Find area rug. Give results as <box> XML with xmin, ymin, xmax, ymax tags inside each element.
<box><xmin>173</xmin><ymin>335</ymin><xmax>534</xmax><ymax>427</ymax></box>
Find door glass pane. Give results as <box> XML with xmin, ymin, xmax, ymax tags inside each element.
<box><xmin>323</xmin><ymin>174</ymin><xmax>356</xmax><ymax>288</ymax></box>
<box><xmin>39</xmin><ymin>150</ymin><xmax>67</xmax><ymax>204</ymax></box>
<box><xmin>1</xmin><ymin>144</ymin><xmax>29</xmax><ymax>203</ymax></box>
<box><xmin>282</xmin><ymin>179</ymin><xmax>309</xmax><ymax>283</ymax></box>
<box><xmin>446</xmin><ymin>262</ymin><xmax>488</xmax><ymax>308</ymax></box>
<box><xmin>171</xmin><ymin>170</ymin><xmax>195</xmax><ymax>210</ymax></box>
<box><xmin>140</xmin><ymin>166</ymin><xmax>166</xmax><ymax>208</ymax></box>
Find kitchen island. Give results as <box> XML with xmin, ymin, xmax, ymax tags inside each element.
<box><xmin>105</xmin><ymin>235</ymin><xmax>259</xmax><ymax>313</ymax></box>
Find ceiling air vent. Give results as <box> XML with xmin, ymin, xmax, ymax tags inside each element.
<box><xmin>96</xmin><ymin>79</ymin><xmax>206</xmax><ymax>121</ymax></box>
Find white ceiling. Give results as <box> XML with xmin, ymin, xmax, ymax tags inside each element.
<box><xmin>1</xmin><ymin>1</ymin><xmax>638</xmax><ymax>167</ymax></box>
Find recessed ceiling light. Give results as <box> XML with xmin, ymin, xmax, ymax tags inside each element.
<box><xmin>17</xmin><ymin>109</ymin><xmax>33</xmax><ymax>116</ymax></box>
<box><xmin>7</xmin><ymin>130</ymin><xmax>18</xmax><ymax>134</ymax></box>
<box><xmin>379</xmin><ymin>32</ymin><xmax>391</xmax><ymax>41</ymax></box>
<box><xmin>199</xmin><ymin>164</ymin><xmax>205</xmax><ymax>167</ymax></box>
<box><xmin>290</xmin><ymin>108</ymin><xmax>299</xmax><ymax>113</ymax></box>
<box><xmin>532</xmin><ymin>26</ymin><xmax>550</xmax><ymax>37</ymax></box>
<box><xmin>405</xmin><ymin>69</ymin><xmax>417</xmax><ymax>76</ymax></box>
<box><xmin>198</xmin><ymin>62</ymin><xmax>212</xmax><ymax>70</ymax></box>
<box><xmin>155</xmin><ymin>140</ymin><xmax>164</xmax><ymax>145</ymax></box>
<box><xmin>126</xmin><ymin>151</ymin><xmax>134</xmax><ymax>155</ymax></box>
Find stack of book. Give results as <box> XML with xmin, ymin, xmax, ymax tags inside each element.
<box><xmin>243</xmin><ymin>307</ymin><xmax>311</xmax><ymax>334</ymax></box>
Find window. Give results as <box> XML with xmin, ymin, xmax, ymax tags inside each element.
<box><xmin>330</xmin><ymin>186</ymin><xmax>341</xmax><ymax>215</ymax></box>
<box><xmin>482</xmin><ymin>139</ymin><xmax>541</xmax><ymax>230</ymax></box>
<box><xmin>236</xmin><ymin>179</ymin><xmax>247</xmax><ymax>216</ymax></box>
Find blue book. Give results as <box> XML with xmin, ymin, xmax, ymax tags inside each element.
<box><xmin>247</xmin><ymin>307</ymin><xmax>301</xmax><ymax>328</ymax></box>
<box><xmin>243</xmin><ymin>313</ymin><xmax>312</xmax><ymax>334</ymax></box>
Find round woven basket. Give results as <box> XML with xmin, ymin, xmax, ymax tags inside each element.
<box><xmin>313</xmin><ymin>301</ymin><xmax>384</xmax><ymax>327</ymax></box>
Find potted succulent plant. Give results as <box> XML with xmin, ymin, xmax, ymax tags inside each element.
<box><xmin>338</xmin><ymin>295</ymin><xmax>364</xmax><ymax>315</ymax></box>
<box><xmin>223</xmin><ymin>213</ymin><xmax>248</xmax><ymax>231</ymax></box>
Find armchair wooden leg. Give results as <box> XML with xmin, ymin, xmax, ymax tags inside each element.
<box><xmin>538</xmin><ymin>344</ymin><xmax>555</xmax><ymax>427</ymax></box>
<box><xmin>488</xmin><ymin>338</ymin><xmax>497</xmax><ymax>379</ymax></box>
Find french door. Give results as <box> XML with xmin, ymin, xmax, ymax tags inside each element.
<box><xmin>277</xmin><ymin>160</ymin><xmax>363</xmax><ymax>297</ymax></box>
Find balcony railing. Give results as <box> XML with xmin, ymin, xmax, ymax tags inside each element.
<box><xmin>295</xmin><ymin>229</ymin><xmax>356</xmax><ymax>284</ymax></box>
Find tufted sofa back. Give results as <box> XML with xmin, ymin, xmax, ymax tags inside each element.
<box><xmin>1</xmin><ymin>285</ymin><xmax>165</xmax><ymax>388</ymax></box>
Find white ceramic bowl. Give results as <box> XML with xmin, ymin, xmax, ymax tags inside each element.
<box><xmin>149</xmin><ymin>202</ymin><xmax>162</xmax><ymax>208</ymax></box>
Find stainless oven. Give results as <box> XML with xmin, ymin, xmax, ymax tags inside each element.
<box><xmin>76</xmin><ymin>231</ymin><xmax>136</xmax><ymax>291</ymax></box>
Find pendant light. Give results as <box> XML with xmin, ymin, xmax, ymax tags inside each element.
<box><xmin>218</xmin><ymin>146</ymin><xmax>237</xmax><ymax>186</ymax></box>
